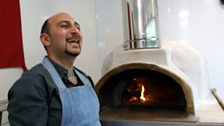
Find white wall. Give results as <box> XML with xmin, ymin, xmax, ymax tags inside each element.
<box><xmin>158</xmin><ymin>0</ymin><xmax>224</xmax><ymax>99</ymax></box>
<box><xmin>95</xmin><ymin>0</ymin><xmax>224</xmax><ymax>100</ymax></box>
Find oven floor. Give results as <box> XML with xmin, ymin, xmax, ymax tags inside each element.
<box><xmin>100</xmin><ymin>94</ymin><xmax>224</xmax><ymax>126</ymax></box>
<box><xmin>100</xmin><ymin>107</ymin><xmax>198</xmax><ymax>122</ymax></box>
<box><xmin>100</xmin><ymin>120</ymin><xmax>224</xmax><ymax>126</ymax></box>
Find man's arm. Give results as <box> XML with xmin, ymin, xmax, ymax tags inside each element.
<box><xmin>7</xmin><ymin>73</ymin><xmax>48</xmax><ymax>126</ymax></box>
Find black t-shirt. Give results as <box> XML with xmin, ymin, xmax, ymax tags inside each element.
<box><xmin>48</xmin><ymin>57</ymin><xmax>84</xmax><ymax>88</ymax></box>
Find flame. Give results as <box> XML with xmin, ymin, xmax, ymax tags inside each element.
<box><xmin>129</xmin><ymin>96</ymin><xmax>138</xmax><ymax>102</ymax></box>
<box><xmin>140</xmin><ymin>85</ymin><xmax>146</xmax><ymax>102</ymax></box>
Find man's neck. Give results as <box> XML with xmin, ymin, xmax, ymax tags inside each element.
<box><xmin>48</xmin><ymin>55</ymin><xmax>75</xmax><ymax>72</ymax></box>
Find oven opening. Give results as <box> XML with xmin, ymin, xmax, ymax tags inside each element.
<box><xmin>97</xmin><ymin>68</ymin><xmax>197</xmax><ymax>121</ymax></box>
<box><xmin>100</xmin><ymin>69</ymin><xmax>186</xmax><ymax>110</ymax></box>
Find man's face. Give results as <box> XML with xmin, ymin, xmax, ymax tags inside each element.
<box><xmin>47</xmin><ymin>13</ymin><xmax>83</xmax><ymax>57</ymax></box>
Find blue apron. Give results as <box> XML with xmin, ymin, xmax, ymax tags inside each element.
<box><xmin>42</xmin><ymin>57</ymin><xmax>101</xmax><ymax>126</ymax></box>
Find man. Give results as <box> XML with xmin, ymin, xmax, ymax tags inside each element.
<box><xmin>7</xmin><ymin>12</ymin><xmax>101</xmax><ymax>126</ymax></box>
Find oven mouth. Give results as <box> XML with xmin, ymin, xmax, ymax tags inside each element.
<box><xmin>99</xmin><ymin>68</ymin><xmax>186</xmax><ymax>109</ymax></box>
<box><xmin>95</xmin><ymin>63</ymin><xmax>197</xmax><ymax>122</ymax></box>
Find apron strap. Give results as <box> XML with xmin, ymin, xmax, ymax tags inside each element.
<box><xmin>41</xmin><ymin>57</ymin><xmax>66</xmax><ymax>91</ymax></box>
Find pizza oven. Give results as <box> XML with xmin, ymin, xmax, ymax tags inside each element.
<box><xmin>95</xmin><ymin>0</ymin><xmax>213</xmax><ymax>124</ymax></box>
<box><xmin>95</xmin><ymin>47</ymin><xmax>201</xmax><ymax>122</ymax></box>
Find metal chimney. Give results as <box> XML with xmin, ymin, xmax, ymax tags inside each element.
<box><xmin>122</xmin><ymin>0</ymin><xmax>160</xmax><ymax>50</ymax></box>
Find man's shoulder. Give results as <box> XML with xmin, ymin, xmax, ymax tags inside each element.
<box><xmin>22</xmin><ymin>64</ymin><xmax>48</xmax><ymax>78</ymax></box>
<box><xmin>13</xmin><ymin>64</ymin><xmax>51</xmax><ymax>86</ymax></box>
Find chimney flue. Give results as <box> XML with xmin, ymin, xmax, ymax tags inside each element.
<box><xmin>122</xmin><ymin>0</ymin><xmax>160</xmax><ymax>50</ymax></box>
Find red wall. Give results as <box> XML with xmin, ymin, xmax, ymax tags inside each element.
<box><xmin>0</xmin><ymin>1</ymin><xmax>26</xmax><ymax>71</ymax></box>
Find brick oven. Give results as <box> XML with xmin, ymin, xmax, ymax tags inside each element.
<box><xmin>95</xmin><ymin>0</ymin><xmax>224</xmax><ymax>125</ymax></box>
<box><xmin>95</xmin><ymin>46</ymin><xmax>200</xmax><ymax>123</ymax></box>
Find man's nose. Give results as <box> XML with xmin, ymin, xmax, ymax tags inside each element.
<box><xmin>70</xmin><ymin>26</ymin><xmax>79</xmax><ymax>33</ymax></box>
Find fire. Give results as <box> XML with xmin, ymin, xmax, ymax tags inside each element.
<box><xmin>126</xmin><ymin>79</ymin><xmax>149</xmax><ymax>103</ymax></box>
<box><xmin>140</xmin><ymin>85</ymin><xmax>146</xmax><ymax>102</ymax></box>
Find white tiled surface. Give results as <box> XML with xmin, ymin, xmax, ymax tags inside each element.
<box><xmin>198</xmin><ymin>94</ymin><xmax>224</xmax><ymax>123</ymax></box>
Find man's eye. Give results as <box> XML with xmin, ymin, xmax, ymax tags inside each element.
<box><xmin>74</xmin><ymin>22</ymin><xmax>81</xmax><ymax>31</ymax></box>
<box><xmin>76</xmin><ymin>26</ymin><xmax>80</xmax><ymax>31</ymax></box>
<box><xmin>60</xmin><ymin>24</ymin><xmax>70</xmax><ymax>28</ymax></box>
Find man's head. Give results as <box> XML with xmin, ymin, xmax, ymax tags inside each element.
<box><xmin>40</xmin><ymin>12</ymin><xmax>83</xmax><ymax>59</ymax></box>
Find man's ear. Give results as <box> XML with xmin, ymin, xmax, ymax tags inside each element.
<box><xmin>40</xmin><ymin>33</ymin><xmax>51</xmax><ymax>47</ymax></box>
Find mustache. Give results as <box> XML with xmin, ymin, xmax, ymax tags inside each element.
<box><xmin>66</xmin><ymin>34</ymin><xmax>81</xmax><ymax>43</ymax></box>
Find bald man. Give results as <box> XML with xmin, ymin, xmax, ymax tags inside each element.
<box><xmin>8</xmin><ymin>12</ymin><xmax>101</xmax><ymax>126</ymax></box>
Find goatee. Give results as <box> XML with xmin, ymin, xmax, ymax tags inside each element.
<box><xmin>65</xmin><ymin>49</ymin><xmax>80</xmax><ymax>57</ymax></box>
